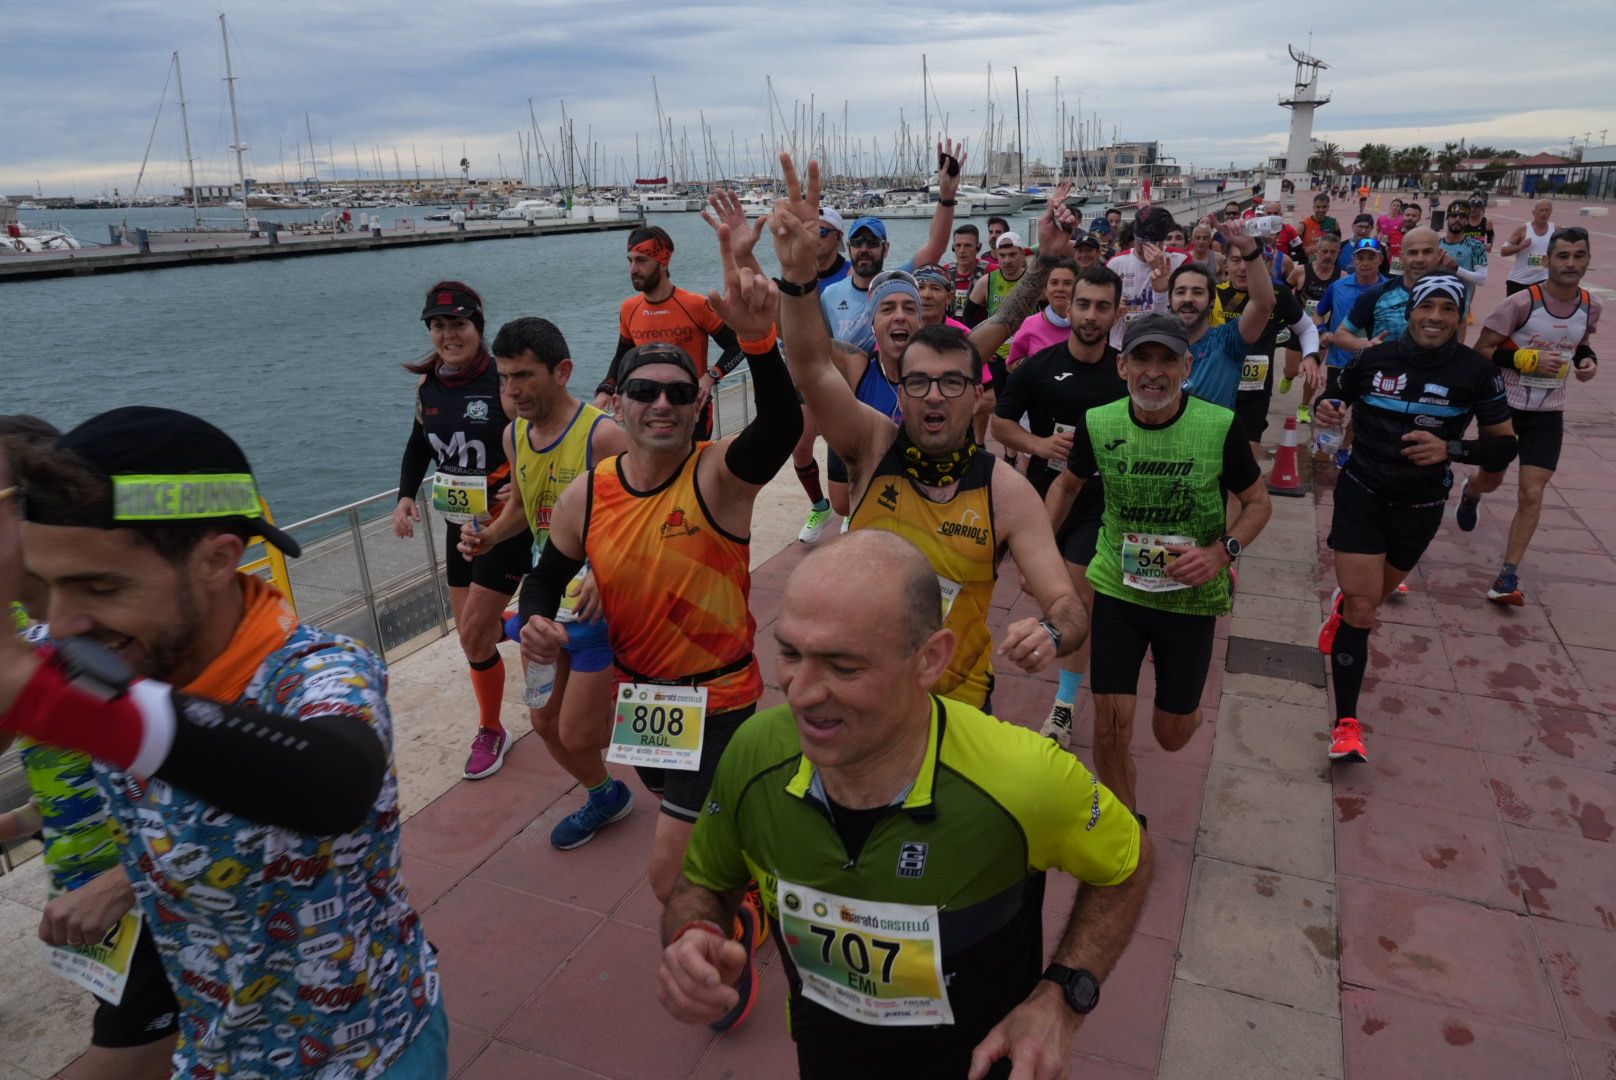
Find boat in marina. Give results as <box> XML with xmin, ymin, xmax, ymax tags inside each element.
<box><xmin>636</xmin><ymin>192</ymin><xmax>704</xmax><ymax>213</ymax></box>
<box><xmin>1</xmin><ymin>199</ymin><xmax>81</xmax><ymax>253</ymax></box>
<box><xmin>495</xmin><ymin>198</ymin><xmax>566</xmax><ymax>221</ymax></box>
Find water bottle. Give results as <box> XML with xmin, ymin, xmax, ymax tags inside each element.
<box><xmin>1311</xmin><ymin>398</ymin><xmax>1345</xmax><ymax>462</ymax></box>
<box><xmin>1246</xmin><ymin>215</ymin><xmax>1284</xmax><ymax>238</ymax></box>
<box><xmin>524</xmin><ymin>660</ymin><xmax>556</xmax><ymax>708</ymax></box>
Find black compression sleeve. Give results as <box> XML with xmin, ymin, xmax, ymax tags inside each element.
<box><xmin>1575</xmin><ymin>343</ymin><xmax>1597</xmax><ymax>366</ymax></box>
<box><xmin>964</xmin><ymin>299</ymin><xmax>988</xmax><ymax>325</ymax></box>
<box><xmin>1223</xmin><ymin>416</ymin><xmax>1262</xmax><ymax>491</ymax></box>
<box><xmin>724</xmin><ymin>344</ymin><xmax>803</xmax><ymax>485</ymax></box>
<box><xmin>397</xmin><ymin>420</ymin><xmax>433</xmax><ymax>501</ymax></box>
<box><xmin>1448</xmin><ymin>435</ymin><xmax>1518</xmax><ymax>472</ymax></box>
<box><xmin>710</xmin><ymin>325</ymin><xmax>743</xmax><ymax>376</ymax></box>
<box><xmin>160</xmin><ymin>693</ymin><xmax>388</xmax><ymax>835</ymax></box>
<box><xmin>1491</xmin><ymin>344</ymin><xmax>1519</xmax><ymax>370</ymax></box>
<box><xmin>518</xmin><ymin>542</ymin><xmax>587</xmax><ymax>623</ymax></box>
<box><xmin>601</xmin><ymin>336</ymin><xmax>635</xmax><ymax>394</ymax></box>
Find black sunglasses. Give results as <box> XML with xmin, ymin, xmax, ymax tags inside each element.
<box><xmin>622</xmin><ymin>378</ymin><xmax>700</xmax><ymax>406</ymax></box>
<box><xmin>900</xmin><ymin>373</ymin><xmax>972</xmax><ymax>398</ymax></box>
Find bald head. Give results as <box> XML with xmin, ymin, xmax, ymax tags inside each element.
<box><xmin>1403</xmin><ymin>227</ymin><xmax>1439</xmax><ymax>248</ymax></box>
<box><xmin>790</xmin><ymin>530</ymin><xmax>942</xmax><ymax>653</ymax></box>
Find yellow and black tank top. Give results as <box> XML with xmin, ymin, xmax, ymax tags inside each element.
<box><xmin>849</xmin><ymin>439</ymin><xmax>998</xmax><ymax>707</ymax></box>
<box><xmin>513</xmin><ymin>401</ymin><xmax>606</xmax><ymax>553</ymax></box>
<box><xmin>583</xmin><ymin>446</ymin><xmax>761</xmax><ymax>712</ymax></box>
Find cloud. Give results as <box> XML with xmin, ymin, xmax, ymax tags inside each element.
<box><xmin>4</xmin><ymin>0</ymin><xmax>1613</xmax><ymax>193</ymax></box>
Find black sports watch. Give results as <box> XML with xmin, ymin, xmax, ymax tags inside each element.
<box><xmin>1218</xmin><ymin>534</ymin><xmax>1242</xmax><ymax>560</ymax></box>
<box><xmin>55</xmin><ymin>637</ymin><xmax>136</xmax><ymax>702</ymax></box>
<box><xmin>1041</xmin><ymin>964</ymin><xmax>1100</xmax><ymax>1014</ymax></box>
<box><xmin>773</xmin><ymin>276</ymin><xmax>818</xmax><ymax>297</ymax></box>
<box><xmin>1038</xmin><ymin>620</ymin><xmax>1062</xmax><ymax>652</ymax></box>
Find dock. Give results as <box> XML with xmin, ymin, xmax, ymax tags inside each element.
<box><xmin>0</xmin><ymin>216</ymin><xmax>644</xmax><ymax>281</ymax></box>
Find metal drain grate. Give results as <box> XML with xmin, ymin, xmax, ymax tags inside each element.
<box><xmin>1225</xmin><ymin>636</ymin><xmax>1327</xmax><ymax>687</ymax></box>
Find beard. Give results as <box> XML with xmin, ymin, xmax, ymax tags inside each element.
<box><xmin>139</xmin><ymin>576</ymin><xmax>206</xmax><ymax>680</ymax></box>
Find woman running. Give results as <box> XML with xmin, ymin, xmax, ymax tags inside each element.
<box><xmin>393</xmin><ymin>280</ymin><xmax>531</xmax><ymax>779</ymax></box>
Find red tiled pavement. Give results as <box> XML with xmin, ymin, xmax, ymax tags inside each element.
<box><xmin>378</xmin><ymin>191</ymin><xmax>1616</xmax><ymax>1077</ymax></box>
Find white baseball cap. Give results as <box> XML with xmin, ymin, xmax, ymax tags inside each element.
<box><xmin>996</xmin><ymin>230</ymin><xmax>1026</xmax><ymax>251</ymax></box>
<box><xmin>818</xmin><ymin>207</ymin><xmax>846</xmax><ymax>234</ymax></box>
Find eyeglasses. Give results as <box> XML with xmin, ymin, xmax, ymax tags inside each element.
<box><xmin>622</xmin><ymin>378</ymin><xmax>700</xmax><ymax>406</ymax></box>
<box><xmin>900</xmin><ymin>372</ymin><xmax>973</xmax><ymax>398</ymax></box>
<box><xmin>849</xmin><ymin>235</ymin><xmax>884</xmax><ymax>250</ymax></box>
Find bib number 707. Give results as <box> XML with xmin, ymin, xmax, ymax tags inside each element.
<box><xmin>808</xmin><ymin>925</ymin><xmax>903</xmax><ymax>985</ymax></box>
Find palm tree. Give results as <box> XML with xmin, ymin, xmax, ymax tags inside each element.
<box><xmin>1435</xmin><ymin>142</ymin><xmax>1465</xmax><ymax>187</ymax></box>
<box><xmin>1309</xmin><ymin>141</ymin><xmax>1344</xmax><ymax>183</ymax></box>
<box><xmin>1358</xmin><ymin>143</ymin><xmax>1394</xmax><ymax>187</ymax></box>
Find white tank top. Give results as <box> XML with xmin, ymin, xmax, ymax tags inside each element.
<box><xmin>1507</xmin><ymin>223</ymin><xmax>1553</xmax><ymax>284</ymax></box>
<box><xmin>1501</xmin><ymin>286</ymin><xmax>1590</xmax><ymax>412</ymax></box>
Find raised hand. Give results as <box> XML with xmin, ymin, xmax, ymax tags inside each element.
<box><xmin>1037</xmin><ymin>181</ymin><xmax>1076</xmax><ymax>257</ymax></box>
<box><xmin>707</xmin><ymin>222</ymin><xmax>779</xmax><ymax>341</ymax></box>
<box><xmin>702</xmin><ymin>188</ymin><xmax>750</xmax><ymax>237</ymax></box>
<box><xmin>936</xmin><ymin>138</ymin><xmax>968</xmax><ymax>203</ymax></box>
<box><xmin>769</xmin><ymin>153</ymin><xmax>822</xmax><ymax>280</ymax></box>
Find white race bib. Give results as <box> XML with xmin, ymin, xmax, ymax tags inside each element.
<box><xmin>1121</xmin><ymin>532</ymin><xmax>1194</xmax><ymax>593</ymax></box>
<box><xmin>606</xmin><ymin>684</ymin><xmax>707</xmax><ymax>771</ymax></box>
<box><xmin>431</xmin><ymin>472</ymin><xmax>487</xmax><ymax>524</ymax></box>
<box><xmin>1239</xmin><ymin>355</ymin><xmax>1270</xmax><ymax>393</ymax></box>
<box><xmin>1390</xmin><ymin>256</ymin><xmax>1405</xmax><ymax>276</ymax></box>
<box><xmin>1305</xmin><ymin>299</ymin><xmax>1319</xmax><ymax>319</ymax></box>
<box><xmin>1526</xmin><ymin>253</ymin><xmax>1545</xmax><ymax>269</ymax></box>
<box><xmin>937</xmin><ymin>576</ymin><xmax>962</xmax><ymax>621</ymax></box>
<box><xmin>777</xmin><ymin>879</ymin><xmax>952</xmax><ymax>1027</ymax></box>
<box><xmin>46</xmin><ymin>910</ymin><xmax>143</xmax><ymax>1005</ymax></box>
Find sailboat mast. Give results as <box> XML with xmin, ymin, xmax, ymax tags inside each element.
<box><xmin>219</xmin><ymin>14</ymin><xmax>250</xmax><ymax>224</ymax></box>
<box><xmin>922</xmin><ymin>54</ymin><xmax>930</xmax><ymax>170</ymax></box>
<box><xmin>173</xmin><ymin>51</ymin><xmax>201</xmax><ymax>227</ymax></box>
<box><xmin>303</xmin><ymin>112</ymin><xmax>320</xmax><ymax>200</ymax></box>
<box><xmin>1013</xmin><ymin>66</ymin><xmax>1023</xmax><ymax>189</ymax></box>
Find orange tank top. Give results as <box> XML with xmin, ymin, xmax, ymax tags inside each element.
<box><xmin>583</xmin><ymin>446</ymin><xmax>761</xmax><ymax>712</ymax></box>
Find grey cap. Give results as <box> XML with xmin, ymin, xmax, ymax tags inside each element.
<box><xmin>1121</xmin><ymin>311</ymin><xmax>1189</xmax><ymax>356</ymax></box>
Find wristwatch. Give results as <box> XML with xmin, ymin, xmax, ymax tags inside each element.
<box><xmin>1218</xmin><ymin>534</ymin><xmax>1243</xmax><ymax>560</ymax></box>
<box><xmin>706</xmin><ymin>366</ymin><xmax>725</xmax><ymax>382</ymax></box>
<box><xmin>773</xmin><ymin>276</ymin><xmax>818</xmax><ymax>297</ymax></box>
<box><xmin>1041</xmin><ymin>964</ymin><xmax>1100</xmax><ymax>1014</ymax></box>
<box><xmin>54</xmin><ymin>637</ymin><xmax>135</xmax><ymax>702</ymax></box>
<box><xmin>1038</xmin><ymin>620</ymin><xmax>1062</xmax><ymax>652</ymax></box>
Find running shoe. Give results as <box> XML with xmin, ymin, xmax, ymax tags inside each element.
<box><xmin>463</xmin><ymin>728</ymin><xmax>509</xmax><ymax>780</ymax></box>
<box><xmin>1279</xmin><ymin>375</ymin><xmax>1294</xmax><ymax>394</ymax></box>
<box><xmin>550</xmin><ymin>779</ymin><xmax>634</xmax><ymax>850</ymax></box>
<box><xmin>1296</xmin><ymin>402</ymin><xmax>1312</xmax><ymax>424</ymax></box>
<box><xmin>1393</xmin><ymin>581</ymin><xmax>1410</xmax><ymax>597</ymax></box>
<box><xmin>711</xmin><ymin>894</ymin><xmax>762</xmax><ymax>1032</ymax></box>
<box><xmin>1328</xmin><ymin>718</ymin><xmax>1369</xmax><ymax>763</ymax></box>
<box><xmin>1041</xmin><ymin>701</ymin><xmax>1075</xmax><ymax>748</ymax></box>
<box><xmin>798</xmin><ymin>504</ymin><xmax>834</xmax><ymax>544</ymax></box>
<box><xmin>1455</xmin><ymin>481</ymin><xmax>1480</xmax><ymax>532</ymax></box>
<box><xmin>1318</xmin><ymin>588</ymin><xmax>1344</xmax><ymax>655</ymax></box>
<box><xmin>1487</xmin><ymin>572</ymin><xmax>1525</xmax><ymax>606</ymax></box>
<box><xmin>739</xmin><ymin>882</ymin><xmax>770</xmax><ymax>948</ymax></box>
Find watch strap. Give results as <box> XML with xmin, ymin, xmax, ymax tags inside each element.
<box><xmin>774</xmin><ymin>276</ymin><xmax>818</xmax><ymax>297</ymax></box>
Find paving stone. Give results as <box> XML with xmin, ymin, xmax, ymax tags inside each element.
<box><xmin>1235</xmin><ymin>555</ymin><xmax>1320</xmax><ymax>601</ymax></box>
<box><xmin>1467</xmin><ymin>698</ymin><xmax>1616</xmax><ymax>771</ymax></box>
<box><xmin>447</xmin><ymin>1022</ymin><xmax>490</xmax><ymax>1079</ymax></box>
<box><xmin>457</xmin><ymin>1039</ymin><xmax>618</xmax><ymax>1079</ymax></box>
<box><xmin>1067</xmin><ymin>932</ymin><xmax>1178</xmax><ymax>1072</ymax></box>
<box><xmin>1230</xmin><ymin>593</ymin><xmax>1325</xmax><ymax>648</ymax></box>
<box><xmin>1336</xmin><ymin>876</ymin><xmax>1558</xmax><ymax>1029</ymax></box>
<box><xmin>1213</xmin><ymin>693</ymin><xmax>1333</xmax><ymax>776</ymax></box>
<box><xmin>1332</xmin><ymin>731</ymin><xmax>1498</xmax><ymax>820</ymax></box>
<box><xmin>1446</xmin><ymin>632</ymin><xmax>1589</xmax><ymax>706</ymax></box>
<box><xmin>1503</xmin><ymin>824</ymin><xmax>1616</xmax><ymax>931</ymax></box>
<box><xmin>1199</xmin><ymin>763</ymin><xmax>1334</xmax><ymax>882</ymax></box>
<box><xmin>1158</xmin><ymin>978</ymin><xmax>1342</xmax><ymax>1080</ymax></box>
<box><xmin>1222</xmin><ymin>671</ymin><xmax>1328</xmax><ymax>708</ymax></box>
<box><xmin>1352</xmin><ymin>682</ymin><xmax>1476</xmax><ymax>749</ymax></box>
<box><xmin>1569</xmin><ymin>1038</ymin><xmax>1616</xmax><ymax>1080</ymax></box>
<box><xmin>1333</xmin><ymin>792</ymin><xmax>1520</xmax><ymax>911</ymax></box>
<box><xmin>1044</xmin><ymin>835</ymin><xmax>1193</xmax><ymax>945</ymax></box>
<box><xmin>1341</xmin><ymin>987</ymin><xmax>1577</xmax><ymax>1080</ymax></box>
<box><xmin>402</xmin><ymin>772</ymin><xmax>561</xmax><ymax>875</ymax></box>
<box><xmin>1177</xmin><ymin>857</ymin><xmax>1340</xmax><ymax>1016</ymax></box>
<box><xmin>472</xmin><ymin>798</ymin><xmax>658</xmax><ymax>913</ymax></box>
<box><xmin>1482</xmin><ymin>751</ymin><xmax>1616</xmax><ymax>842</ymax></box>
<box><xmin>1537</xmin><ymin>916</ymin><xmax>1616</xmax><ymax>1048</ymax></box>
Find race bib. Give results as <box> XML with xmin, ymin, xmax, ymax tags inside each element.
<box><xmin>46</xmin><ymin>910</ymin><xmax>143</xmax><ymax>1005</ymax></box>
<box><xmin>1121</xmin><ymin>532</ymin><xmax>1193</xmax><ymax>593</ymax></box>
<box><xmin>431</xmin><ymin>472</ymin><xmax>487</xmax><ymax>524</ymax></box>
<box><xmin>776</xmin><ymin>879</ymin><xmax>952</xmax><ymax>1027</ymax></box>
<box><xmin>607</xmin><ymin>684</ymin><xmax>706</xmax><ymax>771</ymax></box>
<box><xmin>1048</xmin><ymin>422</ymin><xmax>1075</xmax><ymax>475</ymax></box>
<box><xmin>1526</xmin><ymin>253</ymin><xmax>1545</xmax><ymax>269</ymax></box>
<box><xmin>1239</xmin><ymin>355</ymin><xmax>1270</xmax><ymax>393</ymax></box>
<box><xmin>555</xmin><ymin>566</ymin><xmax>590</xmax><ymax>625</ymax></box>
<box><xmin>1390</xmin><ymin>256</ymin><xmax>1404</xmax><ymax>275</ymax></box>
<box><xmin>1520</xmin><ymin>350</ymin><xmax>1571</xmax><ymax>390</ymax></box>
<box><xmin>937</xmin><ymin>576</ymin><xmax>962</xmax><ymax>621</ymax></box>
<box><xmin>1305</xmin><ymin>299</ymin><xmax>1319</xmax><ymax>319</ymax></box>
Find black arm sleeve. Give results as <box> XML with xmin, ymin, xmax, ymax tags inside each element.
<box><xmin>1275</xmin><ymin>282</ymin><xmax>1304</xmax><ymax>326</ymax></box>
<box><xmin>397</xmin><ymin>419</ymin><xmax>434</xmax><ymax>501</ymax></box>
<box><xmin>993</xmin><ymin>358</ymin><xmax>1032</xmax><ymax>420</ymax></box>
<box><xmin>724</xmin><ymin>344</ymin><xmax>804</xmax><ymax>485</ymax></box>
<box><xmin>517</xmin><ymin>541</ymin><xmax>587</xmax><ymax>624</ymax></box>
<box><xmin>1222</xmin><ymin>417</ymin><xmax>1262</xmax><ymax>492</ymax></box>
<box><xmin>964</xmin><ymin>299</ymin><xmax>988</xmax><ymax>326</ymax></box>
<box><xmin>985</xmin><ymin>354</ymin><xmax>1010</xmax><ymax>394</ymax></box>
<box><xmin>709</xmin><ymin>324</ymin><xmax>745</xmax><ymax>376</ymax></box>
<box><xmin>160</xmin><ymin>693</ymin><xmax>388</xmax><ymax>836</ymax></box>
<box><xmin>600</xmin><ymin>336</ymin><xmax>635</xmax><ymax>394</ymax></box>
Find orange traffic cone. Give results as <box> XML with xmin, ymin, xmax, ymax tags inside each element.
<box><xmin>1267</xmin><ymin>416</ymin><xmax>1307</xmax><ymax>497</ymax></box>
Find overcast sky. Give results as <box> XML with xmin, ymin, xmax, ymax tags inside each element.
<box><xmin>6</xmin><ymin>0</ymin><xmax>1613</xmax><ymax>196</ymax></box>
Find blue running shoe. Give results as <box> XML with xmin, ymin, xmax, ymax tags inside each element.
<box><xmin>1456</xmin><ymin>482</ymin><xmax>1480</xmax><ymax>532</ymax></box>
<box><xmin>1487</xmin><ymin>572</ymin><xmax>1524</xmax><ymax>606</ymax></box>
<box><xmin>550</xmin><ymin>780</ymin><xmax>634</xmax><ymax>850</ymax></box>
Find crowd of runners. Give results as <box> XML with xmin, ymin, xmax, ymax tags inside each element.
<box><xmin>0</xmin><ymin>143</ymin><xmax>1599</xmax><ymax>1078</ymax></box>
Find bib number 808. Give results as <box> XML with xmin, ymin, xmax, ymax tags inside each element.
<box><xmin>629</xmin><ymin>705</ymin><xmax>685</xmax><ymax>737</ymax></box>
<box><xmin>808</xmin><ymin>925</ymin><xmax>902</xmax><ymax>983</ymax></box>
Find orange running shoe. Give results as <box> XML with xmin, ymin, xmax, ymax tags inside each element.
<box><xmin>1328</xmin><ymin>718</ymin><xmax>1369</xmax><ymax>763</ymax></box>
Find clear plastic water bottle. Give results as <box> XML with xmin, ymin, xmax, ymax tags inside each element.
<box><xmin>1312</xmin><ymin>399</ymin><xmax>1345</xmax><ymax>462</ymax></box>
<box><xmin>1246</xmin><ymin>215</ymin><xmax>1284</xmax><ymax>238</ymax></box>
<box><xmin>524</xmin><ymin>660</ymin><xmax>556</xmax><ymax>708</ymax></box>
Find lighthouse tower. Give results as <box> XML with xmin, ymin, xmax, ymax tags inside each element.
<box><xmin>1279</xmin><ymin>45</ymin><xmax>1330</xmax><ymax>194</ymax></box>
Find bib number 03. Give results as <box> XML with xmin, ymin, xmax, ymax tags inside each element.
<box><xmin>606</xmin><ymin>684</ymin><xmax>706</xmax><ymax>771</ymax></box>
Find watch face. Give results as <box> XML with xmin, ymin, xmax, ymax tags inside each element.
<box><xmin>1068</xmin><ymin>970</ymin><xmax>1100</xmax><ymax>1012</ymax></box>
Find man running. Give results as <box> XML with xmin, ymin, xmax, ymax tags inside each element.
<box><xmin>776</xmin><ymin>157</ymin><xmax>1089</xmax><ymax>712</ymax></box>
<box><xmin>1309</xmin><ymin>238</ymin><xmax>1387</xmax><ymax>413</ymax></box>
<box><xmin>657</xmin><ymin>530</ymin><xmax>1152</xmax><ymax>1078</ymax></box>
<box><xmin>1315</xmin><ymin>276</ymin><xmax>1516</xmax><ymax>762</ymax></box>
<box><xmin>2</xmin><ymin>408</ymin><xmax>446</xmax><ymax>1076</ymax></box>
<box><xmin>990</xmin><ymin>267</ymin><xmax>1127</xmax><ymax>745</ymax></box>
<box><xmin>1187</xmin><ymin>223</ymin><xmax>1224</xmax><ymax>281</ymax></box>
<box><xmin>1332</xmin><ymin>227</ymin><xmax>1444</xmax><ymax>354</ymax></box>
<box><xmin>519</xmin><ymin>215</ymin><xmax>801</xmax><ymax>1030</ymax></box>
<box><xmin>946</xmin><ymin>224</ymin><xmax>990</xmax><ymax>321</ymax></box>
<box><xmin>1106</xmin><ymin>206</ymin><xmax>1185</xmax><ymax>343</ymax></box>
<box><xmin>1299</xmin><ymin>193</ymin><xmax>1339</xmax><ymax>252</ymax></box>
<box><xmin>1218</xmin><ymin>244</ymin><xmax>1317</xmax><ymax>461</ymax></box>
<box><xmin>821</xmin><ymin>140</ymin><xmax>963</xmax><ymax>354</ymax></box>
<box><xmin>816</xmin><ymin>207</ymin><xmax>851</xmax><ymax>286</ymax></box>
<box><xmin>1464</xmin><ymin>195</ymin><xmax>1495</xmax><ymax>250</ymax></box>
<box><xmin>1438</xmin><ymin>200</ymin><xmax>1490</xmax><ymax>343</ymax></box>
<box><xmin>1044</xmin><ymin>313</ymin><xmax>1272</xmax><ymax>812</ymax></box>
<box><xmin>1073</xmin><ymin>231</ymin><xmax>1105</xmax><ymax>272</ymax></box>
<box><xmin>1454</xmin><ymin>227</ymin><xmax>1600</xmax><ymax>605</ymax></box>
<box><xmin>966</xmin><ymin>230</ymin><xmax>1031</xmax><ymax>364</ymax></box>
<box><xmin>1337</xmin><ymin>214</ymin><xmax>1380</xmax><ymax>272</ymax></box>
<box><xmin>594</xmin><ymin>225</ymin><xmax>745</xmax><ymax>441</ymax></box>
<box><xmin>1500</xmin><ymin>199</ymin><xmax>1554</xmax><ymax>296</ymax></box>
<box><xmin>1282</xmin><ymin>232</ymin><xmax>1342</xmax><ymax>420</ymax></box>
<box><xmin>1168</xmin><ymin>216</ymin><xmax>1275</xmax><ymax>411</ymax></box>
<box><xmin>457</xmin><ymin>317</ymin><xmax>635</xmax><ymax>849</ymax></box>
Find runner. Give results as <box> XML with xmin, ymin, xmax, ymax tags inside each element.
<box><xmin>1072</xmin><ymin>231</ymin><xmax>1105</xmax><ymax>272</ymax></box>
<box><xmin>1357</xmin><ymin>183</ymin><xmax>1371</xmax><ymax>213</ymax></box>
<box><xmin>517</xmin><ymin>213</ymin><xmax>801</xmax><ymax>1030</ymax></box>
<box><xmin>990</xmin><ymin>266</ymin><xmax>1128</xmax><ymax>745</ymax></box>
<box><xmin>1437</xmin><ymin>200</ymin><xmax>1490</xmax><ymax>343</ymax></box>
<box><xmin>657</xmin><ymin>530</ymin><xmax>1152</xmax><ymax>1078</ymax></box>
<box><xmin>1006</xmin><ymin>256</ymin><xmax>1079</xmax><ymax>370</ymax></box>
<box><xmin>1331</xmin><ymin>227</ymin><xmax>1445</xmax><ymax>354</ymax></box>
<box><xmin>0</xmin><ymin>417</ymin><xmax>178</xmax><ymax>1080</ymax></box>
<box><xmin>1337</xmin><ymin>214</ymin><xmax>1380</xmax><ymax>272</ymax></box>
<box><xmin>1500</xmin><ymin>199</ymin><xmax>1554</xmax><ymax>296</ymax></box>
<box><xmin>1454</xmin><ymin>227</ymin><xmax>1600</xmax><ymax>605</ymax></box>
<box><xmin>965</xmin><ymin>230</ymin><xmax>1031</xmax><ymax>363</ymax></box>
<box><xmin>2</xmin><ymin>408</ymin><xmax>446</xmax><ymax>1076</ymax></box>
<box><xmin>1281</xmin><ymin>232</ymin><xmax>1342</xmax><ymax>420</ymax></box>
<box><xmin>1464</xmin><ymin>195</ymin><xmax>1495</xmax><ymax>250</ymax></box>
<box><xmin>1375</xmin><ymin>197</ymin><xmax>1405</xmax><ymax>245</ymax></box>
<box><xmin>1382</xmin><ymin>203</ymin><xmax>1423</xmax><ymax>276</ymax></box>
<box><xmin>1298</xmin><ymin>192</ymin><xmax>1340</xmax><ymax>252</ymax></box>
<box><xmin>821</xmin><ymin>140</ymin><xmax>964</xmax><ymax>354</ymax></box>
<box><xmin>392</xmin><ymin>281</ymin><xmax>531</xmax><ymax>779</ymax></box>
<box><xmin>946</xmin><ymin>224</ymin><xmax>990</xmax><ymax>321</ymax></box>
<box><xmin>776</xmin><ymin>159</ymin><xmax>1090</xmax><ymax>712</ymax></box>
<box><xmin>1169</xmin><ymin>216</ymin><xmax>1275</xmax><ymax>411</ymax></box>
<box><xmin>456</xmin><ymin>317</ymin><xmax>636</xmax><ymax>849</ymax></box>
<box><xmin>1217</xmin><ymin>246</ymin><xmax>1317</xmax><ymax>462</ymax></box>
<box><xmin>816</xmin><ymin>207</ymin><xmax>851</xmax><ymax>286</ymax></box>
<box><xmin>1187</xmin><ymin>223</ymin><xmax>1225</xmax><ymax>281</ymax></box>
<box><xmin>793</xmin><ymin>204</ymin><xmax>857</xmax><ymax>543</ymax></box>
<box><xmin>1315</xmin><ymin>276</ymin><xmax>1516</xmax><ymax>762</ymax></box>
<box><xmin>914</xmin><ymin>263</ymin><xmax>972</xmax><ymax>332</ymax></box>
<box><xmin>1106</xmin><ymin>206</ymin><xmax>1187</xmax><ymax>345</ymax></box>
<box><xmin>985</xmin><ymin>214</ymin><xmax>1011</xmax><ymax>254</ymax></box>
<box><xmin>1044</xmin><ymin>313</ymin><xmax>1272</xmax><ymax>812</ymax></box>
<box><xmin>594</xmin><ymin>224</ymin><xmax>745</xmax><ymax>441</ymax></box>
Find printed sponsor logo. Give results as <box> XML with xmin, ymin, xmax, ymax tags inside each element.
<box><xmin>897</xmin><ymin>842</ymin><xmax>929</xmax><ymax>878</ymax></box>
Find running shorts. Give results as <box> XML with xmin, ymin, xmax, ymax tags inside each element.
<box><xmin>659</xmin><ymin>704</ymin><xmax>756</xmax><ymax>823</ymax></box>
<box><xmin>1509</xmin><ymin>408</ymin><xmax>1564</xmax><ymax>471</ymax></box>
<box><xmin>1234</xmin><ymin>392</ymin><xmax>1272</xmax><ymax>441</ymax></box>
<box><xmin>562</xmin><ymin>618</ymin><xmax>613</xmax><ymax>674</ymax></box>
<box><xmin>1327</xmin><ymin>470</ymin><xmax>1445</xmax><ymax>572</ymax></box>
<box><xmin>1089</xmin><ymin>590</ymin><xmax>1215</xmax><ymax>715</ymax></box>
<box><xmin>444</xmin><ymin>521</ymin><xmax>530</xmax><ymax>593</ymax></box>
<box><xmin>91</xmin><ymin>924</ymin><xmax>179</xmax><ymax>1048</ymax></box>
<box><xmin>826</xmin><ymin>446</ymin><xmax>849</xmax><ymax>485</ymax></box>
<box><xmin>1057</xmin><ymin>506</ymin><xmax>1103</xmax><ymax>567</ymax></box>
